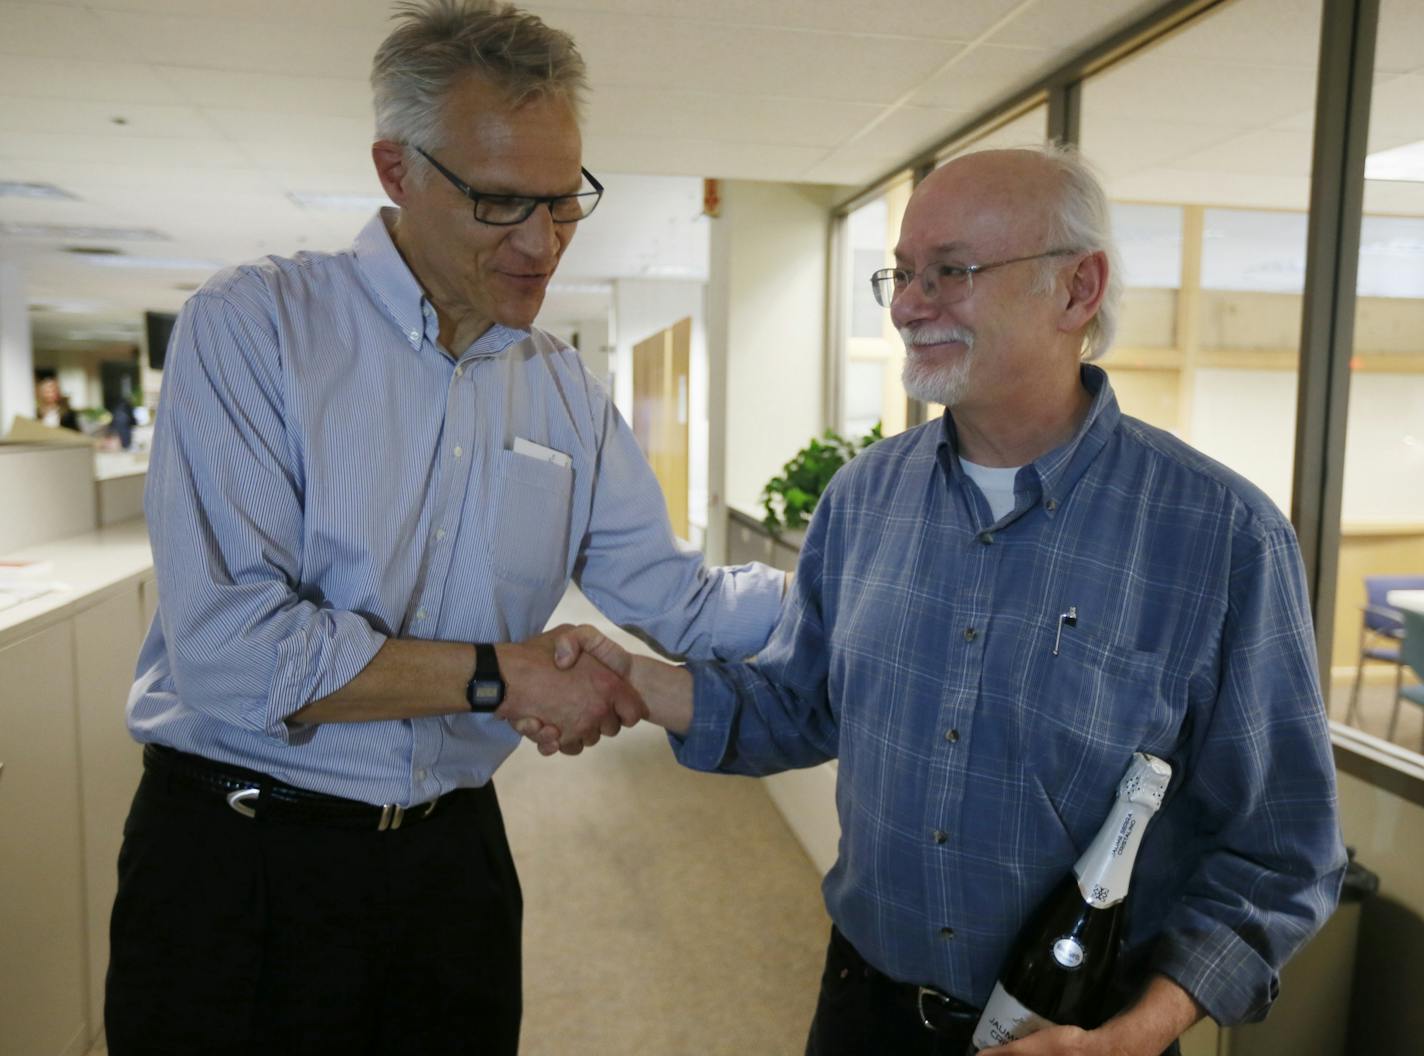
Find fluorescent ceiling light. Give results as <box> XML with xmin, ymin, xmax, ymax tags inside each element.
<box><xmin>1365</xmin><ymin>140</ymin><xmax>1424</xmax><ymax>183</ymax></box>
<box><xmin>289</xmin><ymin>191</ymin><xmax>392</xmax><ymax>211</ymax></box>
<box><xmin>0</xmin><ymin>222</ymin><xmax>169</xmax><ymax>241</ymax></box>
<box><xmin>0</xmin><ymin>181</ymin><xmax>79</xmax><ymax>200</ymax></box>
<box><xmin>85</xmin><ymin>255</ymin><xmax>224</xmax><ymax>271</ymax></box>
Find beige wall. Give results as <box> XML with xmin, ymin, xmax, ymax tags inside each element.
<box><xmin>707</xmin><ymin>181</ymin><xmax>836</xmax><ymax>556</ymax></box>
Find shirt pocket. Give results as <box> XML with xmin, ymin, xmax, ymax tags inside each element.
<box><xmin>492</xmin><ymin>449</ymin><xmax>574</xmax><ymax>588</ymax></box>
<box><xmin>1015</xmin><ymin>622</ymin><xmax>1185</xmax><ymax>852</ymax></box>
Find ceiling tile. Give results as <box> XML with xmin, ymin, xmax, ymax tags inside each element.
<box><xmin>0</xmin><ymin>54</ymin><xmax>179</xmax><ymax>103</ymax></box>
<box><xmin>92</xmin><ymin>8</ymin><xmax>386</xmax><ymax>79</ymax></box>
<box><xmin>1081</xmin><ymin>57</ymin><xmax>1319</xmax><ymax>129</ymax></box>
<box><xmin>910</xmin><ymin>43</ymin><xmax>1057</xmax><ymax>111</ymax></box>
<box><xmin>583</xmin><ymin>135</ymin><xmax>832</xmax><ymax>183</ymax></box>
<box><xmin>989</xmin><ymin>0</ymin><xmax>1166</xmax><ymax>50</ymax></box>
<box><xmin>0</xmin><ymin>97</ymin><xmax>213</xmax><ymax>139</ymax></box>
<box><xmin>0</xmin><ymin>132</ymin><xmax>250</xmax><ymax>169</ymax></box>
<box><xmin>0</xmin><ymin>2</ymin><xmax>117</xmax><ymax>61</ymax></box>
<box><xmin>1106</xmin><ymin>166</ymin><xmax>1314</xmax><ymax>211</ymax></box>
<box><xmin>1128</xmin><ymin>0</ymin><xmax>1322</xmax><ymax>69</ymax></box>
<box><xmin>558</xmin><ymin>11</ymin><xmax>964</xmax><ymax>104</ymax></box>
<box><xmin>585</xmin><ymin>87</ymin><xmax>882</xmax><ymax>149</ymax></box>
<box><xmin>531</xmin><ymin>0</ymin><xmax>1018</xmax><ymax>39</ymax></box>
<box><xmin>1168</xmin><ymin>128</ymin><xmax>1316</xmax><ymax>179</ymax></box>
<box><xmin>157</xmin><ymin>67</ymin><xmax>374</xmax><ymax>119</ymax></box>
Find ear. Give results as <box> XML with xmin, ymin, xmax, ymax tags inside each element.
<box><xmin>372</xmin><ymin>140</ymin><xmax>415</xmax><ymax>205</ymax></box>
<box><xmin>1058</xmin><ymin>249</ymin><xmax>1108</xmax><ymax>337</ymax></box>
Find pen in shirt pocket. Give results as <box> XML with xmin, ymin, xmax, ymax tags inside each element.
<box><xmin>1052</xmin><ymin>605</ymin><xmax>1078</xmax><ymax>656</ymax></box>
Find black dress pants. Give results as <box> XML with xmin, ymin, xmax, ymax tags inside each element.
<box><xmin>804</xmin><ymin>927</ymin><xmax>1182</xmax><ymax>1056</ymax></box>
<box><xmin>105</xmin><ymin>764</ymin><xmax>523</xmax><ymax>1056</ymax></box>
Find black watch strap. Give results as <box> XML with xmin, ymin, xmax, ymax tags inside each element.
<box><xmin>466</xmin><ymin>643</ymin><xmax>506</xmax><ymax>712</ymax></box>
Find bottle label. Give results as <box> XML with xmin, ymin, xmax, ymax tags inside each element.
<box><xmin>971</xmin><ymin>982</ymin><xmax>1055</xmax><ymax>1048</ymax></box>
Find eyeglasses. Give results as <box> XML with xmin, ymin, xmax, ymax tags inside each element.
<box><xmin>869</xmin><ymin>249</ymin><xmax>1080</xmax><ymax>308</ymax></box>
<box><xmin>413</xmin><ymin>146</ymin><xmax>604</xmax><ymax>226</ymax></box>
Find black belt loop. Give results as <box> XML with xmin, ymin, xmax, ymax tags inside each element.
<box><xmin>142</xmin><ymin>744</ymin><xmax>459</xmax><ymax>832</ymax></box>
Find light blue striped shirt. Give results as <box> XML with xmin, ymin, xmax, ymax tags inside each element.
<box><xmin>129</xmin><ymin>210</ymin><xmax>784</xmax><ymax>806</ymax></box>
<box><xmin>677</xmin><ymin>366</ymin><xmax>1345</xmax><ymax>1026</ymax></box>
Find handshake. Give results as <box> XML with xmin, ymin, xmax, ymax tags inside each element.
<box><xmin>493</xmin><ymin>624</ymin><xmax>681</xmax><ymax>756</ymax></box>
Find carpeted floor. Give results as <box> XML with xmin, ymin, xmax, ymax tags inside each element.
<box><xmin>500</xmin><ymin>588</ymin><xmax>830</xmax><ymax>1055</ymax></box>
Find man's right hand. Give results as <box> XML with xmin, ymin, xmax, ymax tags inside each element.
<box><xmin>493</xmin><ymin>626</ymin><xmax>645</xmax><ymax>755</ymax></box>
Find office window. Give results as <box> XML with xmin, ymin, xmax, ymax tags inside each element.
<box><xmin>1329</xmin><ymin>0</ymin><xmax>1424</xmax><ymax>749</ymax></box>
<box><xmin>1081</xmin><ymin>0</ymin><xmax>1323</xmax><ymax>516</ymax></box>
<box><xmin>837</xmin><ymin>174</ymin><xmax>912</xmax><ymax>439</ymax></box>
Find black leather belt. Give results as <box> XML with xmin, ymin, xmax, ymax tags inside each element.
<box><xmin>829</xmin><ymin>926</ymin><xmax>981</xmax><ymax>1036</ymax></box>
<box><xmin>142</xmin><ymin>744</ymin><xmax>463</xmax><ymax>832</ymax></box>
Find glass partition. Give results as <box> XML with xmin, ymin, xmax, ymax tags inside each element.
<box><xmin>1328</xmin><ymin>0</ymin><xmax>1424</xmax><ymax>746</ymax></box>
<box><xmin>1081</xmin><ymin>0</ymin><xmax>1323</xmax><ymax>520</ymax></box>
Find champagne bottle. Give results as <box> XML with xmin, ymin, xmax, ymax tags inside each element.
<box><xmin>968</xmin><ymin>752</ymin><xmax>1172</xmax><ymax>1052</ymax></box>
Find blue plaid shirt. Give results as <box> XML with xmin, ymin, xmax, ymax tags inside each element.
<box><xmin>679</xmin><ymin>366</ymin><xmax>1344</xmax><ymax>1027</ymax></box>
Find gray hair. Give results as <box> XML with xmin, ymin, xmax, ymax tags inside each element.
<box><xmin>371</xmin><ymin>0</ymin><xmax>587</xmax><ymax>165</ymax></box>
<box><xmin>1027</xmin><ymin>142</ymin><xmax>1123</xmax><ymax>362</ymax></box>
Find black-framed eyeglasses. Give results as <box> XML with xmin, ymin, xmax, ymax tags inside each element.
<box><xmin>869</xmin><ymin>249</ymin><xmax>1081</xmax><ymax>308</ymax></box>
<box><xmin>413</xmin><ymin>146</ymin><xmax>604</xmax><ymax>226</ymax></box>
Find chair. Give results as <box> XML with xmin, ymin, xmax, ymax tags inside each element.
<box><xmin>1344</xmin><ymin>574</ymin><xmax>1424</xmax><ymax>727</ymax></box>
<box><xmin>1394</xmin><ymin>608</ymin><xmax>1424</xmax><ymax>751</ymax></box>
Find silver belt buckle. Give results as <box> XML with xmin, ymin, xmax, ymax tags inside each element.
<box><xmin>225</xmin><ymin>787</ymin><xmax>260</xmax><ymax>818</ymax></box>
<box><xmin>917</xmin><ymin>985</ymin><xmax>954</xmax><ymax>1032</ymax></box>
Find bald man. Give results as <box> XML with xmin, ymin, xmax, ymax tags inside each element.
<box><xmin>543</xmin><ymin>145</ymin><xmax>1345</xmax><ymax>1056</ymax></box>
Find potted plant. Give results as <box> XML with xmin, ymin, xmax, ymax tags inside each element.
<box><xmin>759</xmin><ymin>423</ymin><xmax>882</xmax><ymax>539</ymax></box>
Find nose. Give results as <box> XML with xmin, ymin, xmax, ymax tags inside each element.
<box><xmin>508</xmin><ymin>202</ymin><xmax>563</xmax><ymax>260</ymax></box>
<box><xmin>890</xmin><ymin>274</ymin><xmax>938</xmax><ymax>329</ymax></box>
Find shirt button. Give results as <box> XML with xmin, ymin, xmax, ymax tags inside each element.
<box><xmin>455</xmin><ymin>366</ymin><xmax>464</xmax><ymax>377</ymax></box>
<box><xmin>408</xmin><ymin>330</ymin><xmax>420</xmax><ymax>341</ymax></box>
<box><xmin>1046</xmin><ymin>497</ymin><xmax>1059</xmax><ymax>511</ymax></box>
<box><xmin>963</xmin><ymin>626</ymin><xmax>978</xmax><ymax>642</ymax></box>
<box><xmin>414</xmin><ymin>768</ymin><xmax>428</xmax><ymax>781</ymax></box>
<box><xmin>940</xmin><ymin>927</ymin><xmax>955</xmax><ymax>939</ymax></box>
<box><xmin>977</xmin><ymin>531</ymin><xmax>993</xmax><ymax>544</ymax></box>
<box><xmin>435</xmin><ymin>528</ymin><xmax>446</xmax><ymax>540</ymax></box>
<box><xmin>944</xmin><ymin>728</ymin><xmax>960</xmax><ymax>743</ymax></box>
<box><xmin>453</xmin><ymin>445</ymin><xmax>463</xmax><ymax>459</ymax></box>
<box><xmin>415</xmin><ymin>607</ymin><xmax>427</xmax><ymax>620</ymax></box>
<box><xmin>932</xmin><ymin>829</ymin><xmax>948</xmax><ymax>844</ymax></box>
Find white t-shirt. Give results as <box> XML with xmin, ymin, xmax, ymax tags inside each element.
<box><xmin>960</xmin><ymin>457</ymin><xmax>1021</xmax><ymax>521</ymax></box>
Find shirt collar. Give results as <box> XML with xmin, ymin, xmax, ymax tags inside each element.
<box><xmin>935</xmin><ymin>364</ymin><xmax>1120</xmax><ymax>512</ymax></box>
<box><xmin>353</xmin><ymin>207</ymin><xmax>530</xmax><ymax>359</ymax></box>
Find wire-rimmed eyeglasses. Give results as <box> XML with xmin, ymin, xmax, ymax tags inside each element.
<box><xmin>869</xmin><ymin>249</ymin><xmax>1081</xmax><ymax>308</ymax></box>
<box><xmin>413</xmin><ymin>146</ymin><xmax>604</xmax><ymax>226</ymax></box>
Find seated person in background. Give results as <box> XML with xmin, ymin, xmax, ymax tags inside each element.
<box><xmin>34</xmin><ymin>374</ymin><xmax>79</xmax><ymax>431</ymax></box>
<box><xmin>539</xmin><ymin>144</ymin><xmax>1346</xmax><ymax>1056</ymax></box>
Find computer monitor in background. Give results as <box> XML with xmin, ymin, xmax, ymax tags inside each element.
<box><xmin>144</xmin><ymin>311</ymin><xmax>177</xmax><ymax>371</ymax></box>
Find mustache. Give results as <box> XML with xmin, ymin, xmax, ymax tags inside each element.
<box><xmin>898</xmin><ymin>325</ymin><xmax>975</xmax><ymax>350</ymax></box>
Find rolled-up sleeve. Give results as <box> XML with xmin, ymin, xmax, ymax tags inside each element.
<box><xmin>146</xmin><ymin>289</ymin><xmax>385</xmax><ymax>741</ymax></box>
<box><xmin>1153</xmin><ymin>525</ymin><xmax>1346</xmax><ymax>1024</ymax></box>
<box><xmin>573</xmin><ymin>384</ymin><xmax>784</xmax><ymax>661</ymax></box>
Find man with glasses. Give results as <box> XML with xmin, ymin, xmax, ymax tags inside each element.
<box><xmin>546</xmin><ymin>145</ymin><xmax>1344</xmax><ymax>1055</ymax></box>
<box><xmin>106</xmin><ymin>2</ymin><xmax>784</xmax><ymax>1053</ymax></box>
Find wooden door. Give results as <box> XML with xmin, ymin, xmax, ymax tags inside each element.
<box><xmin>632</xmin><ymin>317</ymin><xmax>691</xmax><ymax>539</ymax></box>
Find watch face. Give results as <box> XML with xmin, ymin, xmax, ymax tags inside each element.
<box><xmin>472</xmin><ymin>681</ymin><xmax>502</xmax><ymax>707</ymax></box>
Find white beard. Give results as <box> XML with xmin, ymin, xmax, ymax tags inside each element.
<box><xmin>899</xmin><ymin>325</ymin><xmax>976</xmax><ymax>406</ymax></box>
